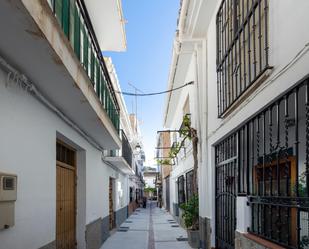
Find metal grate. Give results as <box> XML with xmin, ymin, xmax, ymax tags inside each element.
<box><xmin>186</xmin><ymin>170</ymin><xmax>194</xmax><ymax>201</ymax></box>
<box><xmin>178</xmin><ymin>175</ymin><xmax>186</xmax><ymax>205</ymax></box>
<box><xmin>216</xmin><ymin>76</ymin><xmax>309</xmax><ymax>248</ymax></box>
<box><xmin>56</xmin><ymin>142</ymin><xmax>75</xmax><ymax>166</ymax></box>
<box><xmin>216</xmin><ymin>0</ymin><xmax>270</xmax><ymax>117</ymax></box>
<box><xmin>215</xmin><ymin>134</ymin><xmax>238</xmax><ymax>249</ymax></box>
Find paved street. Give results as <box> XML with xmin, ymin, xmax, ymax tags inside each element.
<box><xmin>101</xmin><ymin>202</ymin><xmax>191</xmax><ymax>249</ymax></box>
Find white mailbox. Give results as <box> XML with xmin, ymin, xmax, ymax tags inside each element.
<box><xmin>0</xmin><ymin>172</ymin><xmax>17</xmax><ymax>229</ymax></box>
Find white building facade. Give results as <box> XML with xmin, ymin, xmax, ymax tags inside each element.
<box><xmin>0</xmin><ymin>1</ymin><xmax>142</xmax><ymax>249</ymax></box>
<box><xmin>163</xmin><ymin>0</ymin><xmax>309</xmax><ymax>249</ymax></box>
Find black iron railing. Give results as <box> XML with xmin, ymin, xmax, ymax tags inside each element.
<box><xmin>215</xmin><ymin>75</ymin><xmax>309</xmax><ymax>249</ymax></box>
<box><xmin>178</xmin><ymin>175</ymin><xmax>186</xmax><ymax>204</ymax></box>
<box><xmin>47</xmin><ymin>0</ymin><xmax>120</xmax><ymax>131</ymax></box>
<box><xmin>216</xmin><ymin>0</ymin><xmax>270</xmax><ymax>117</ymax></box>
<box><xmin>121</xmin><ymin>130</ymin><xmax>133</xmax><ymax>168</ymax></box>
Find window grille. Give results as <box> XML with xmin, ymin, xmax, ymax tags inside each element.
<box><xmin>216</xmin><ymin>0</ymin><xmax>270</xmax><ymax>117</ymax></box>
<box><xmin>178</xmin><ymin>175</ymin><xmax>186</xmax><ymax>204</ymax></box>
<box><xmin>186</xmin><ymin>170</ymin><xmax>194</xmax><ymax>201</ymax></box>
<box><xmin>215</xmin><ymin>76</ymin><xmax>309</xmax><ymax>248</ymax></box>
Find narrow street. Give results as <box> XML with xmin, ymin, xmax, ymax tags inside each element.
<box><xmin>102</xmin><ymin>202</ymin><xmax>191</xmax><ymax>249</ymax></box>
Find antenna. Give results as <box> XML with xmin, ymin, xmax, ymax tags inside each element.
<box><xmin>128</xmin><ymin>82</ymin><xmax>144</xmax><ymax>132</ymax></box>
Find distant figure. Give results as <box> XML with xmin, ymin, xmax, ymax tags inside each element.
<box><xmin>142</xmin><ymin>197</ymin><xmax>147</xmax><ymax>208</ymax></box>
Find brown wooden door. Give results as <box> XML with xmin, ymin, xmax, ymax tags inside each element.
<box><xmin>56</xmin><ymin>142</ymin><xmax>76</xmax><ymax>249</ymax></box>
<box><xmin>109</xmin><ymin>178</ymin><xmax>115</xmax><ymax>230</ymax></box>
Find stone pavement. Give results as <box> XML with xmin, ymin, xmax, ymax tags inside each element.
<box><xmin>101</xmin><ymin>201</ymin><xmax>191</xmax><ymax>249</ymax></box>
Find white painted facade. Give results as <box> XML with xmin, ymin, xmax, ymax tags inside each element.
<box><xmin>0</xmin><ymin>0</ymin><xmax>139</xmax><ymax>249</ymax></box>
<box><xmin>0</xmin><ymin>68</ymin><xmax>130</xmax><ymax>249</ymax></box>
<box><xmin>164</xmin><ymin>0</ymin><xmax>309</xmax><ymax>248</ymax></box>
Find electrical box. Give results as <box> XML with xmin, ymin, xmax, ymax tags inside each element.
<box><xmin>0</xmin><ymin>172</ymin><xmax>17</xmax><ymax>229</ymax></box>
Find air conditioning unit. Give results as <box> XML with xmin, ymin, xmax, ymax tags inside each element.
<box><xmin>0</xmin><ymin>172</ymin><xmax>17</xmax><ymax>229</ymax></box>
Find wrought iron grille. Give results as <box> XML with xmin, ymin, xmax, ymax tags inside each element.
<box><xmin>121</xmin><ymin>131</ymin><xmax>133</xmax><ymax>168</ymax></box>
<box><xmin>216</xmin><ymin>0</ymin><xmax>270</xmax><ymax>117</ymax></box>
<box><xmin>178</xmin><ymin>175</ymin><xmax>186</xmax><ymax>204</ymax></box>
<box><xmin>215</xmin><ymin>134</ymin><xmax>238</xmax><ymax>249</ymax></box>
<box><xmin>186</xmin><ymin>170</ymin><xmax>194</xmax><ymax>201</ymax></box>
<box><xmin>216</xmin><ymin>76</ymin><xmax>309</xmax><ymax>249</ymax></box>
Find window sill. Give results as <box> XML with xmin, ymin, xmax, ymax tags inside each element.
<box><xmin>244</xmin><ymin>233</ymin><xmax>286</xmax><ymax>249</ymax></box>
<box><xmin>220</xmin><ymin>67</ymin><xmax>273</xmax><ymax>119</ymax></box>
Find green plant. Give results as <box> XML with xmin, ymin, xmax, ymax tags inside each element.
<box><xmin>156</xmin><ymin>158</ymin><xmax>173</xmax><ymax>165</ymax></box>
<box><xmin>144</xmin><ymin>187</ymin><xmax>156</xmax><ymax>193</ymax></box>
<box><xmin>300</xmin><ymin>235</ymin><xmax>309</xmax><ymax>249</ymax></box>
<box><xmin>180</xmin><ymin>194</ymin><xmax>199</xmax><ymax>230</ymax></box>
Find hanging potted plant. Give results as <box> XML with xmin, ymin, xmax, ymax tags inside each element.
<box><xmin>180</xmin><ymin>194</ymin><xmax>199</xmax><ymax>248</ymax></box>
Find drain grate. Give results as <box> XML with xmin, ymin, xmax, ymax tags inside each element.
<box><xmin>171</xmin><ymin>225</ymin><xmax>179</xmax><ymax>227</ymax></box>
<box><xmin>124</xmin><ymin>221</ymin><xmax>133</xmax><ymax>223</ymax></box>
<box><xmin>176</xmin><ymin>237</ymin><xmax>188</xmax><ymax>241</ymax></box>
<box><xmin>120</xmin><ymin>226</ymin><xmax>130</xmax><ymax>229</ymax></box>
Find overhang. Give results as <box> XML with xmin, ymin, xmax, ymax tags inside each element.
<box><xmin>164</xmin><ymin>42</ymin><xmax>194</xmax><ymax>128</ymax></box>
<box><xmin>104</xmin><ymin>157</ymin><xmax>134</xmax><ymax>175</ymax></box>
<box><xmin>0</xmin><ymin>0</ymin><xmax>121</xmax><ymax>149</ymax></box>
<box><xmin>84</xmin><ymin>0</ymin><xmax>127</xmax><ymax>52</ymax></box>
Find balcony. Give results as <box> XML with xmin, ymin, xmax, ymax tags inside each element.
<box><xmin>104</xmin><ymin>131</ymin><xmax>134</xmax><ymax>174</ymax></box>
<box><xmin>0</xmin><ymin>0</ymin><xmax>123</xmax><ymax>149</ymax></box>
<box><xmin>48</xmin><ymin>0</ymin><xmax>120</xmax><ymax>131</ymax></box>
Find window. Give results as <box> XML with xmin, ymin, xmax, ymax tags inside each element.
<box><xmin>216</xmin><ymin>0</ymin><xmax>269</xmax><ymax>116</ymax></box>
<box><xmin>178</xmin><ymin>175</ymin><xmax>186</xmax><ymax>204</ymax></box>
<box><xmin>216</xmin><ymin>77</ymin><xmax>309</xmax><ymax>249</ymax></box>
<box><xmin>186</xmin><ymin>170</ymin><xmax>194</xmax><ymax>201</ymax></box>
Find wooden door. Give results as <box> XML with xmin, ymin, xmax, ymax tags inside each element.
<box><xmin>109</xmin><ymin>177</ymin><xmax>115</xmax><ymax>230</ymax></box>
<box><xmin>56</xmin><ymin>141</ymin><xmax>76</xmax><ymax>249</ymax></box>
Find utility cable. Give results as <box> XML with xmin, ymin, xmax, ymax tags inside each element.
<box><xmin>116</xmin><ymin>81</ymin><xmax>194</xmax><ymax>96</ymax></box>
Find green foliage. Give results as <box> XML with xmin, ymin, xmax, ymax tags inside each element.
<box><xmin>156</xmin><ymin>159</ymin><xmax>172</xmax><ymax>165</ymax></box>
<box><xmin>298</xmin><ymin>172</ymin><xmax>308</xmax><ymax>197</ymax></box>
<box><xmin>144</xmin><ymin>187</ymin><xmax>156</xmax><ymax>193</ymax></box>
<box><xmin>179</xmin><ymin>114</ymin><xmax>191</xmax><ymax>139</ymax></box>
<box><xmin>180</xmin><ymin>194</ymin><xmax>199</xmax><ymax>230</ymax></box>
<box><xmin>300</xmin><ymin>235</ymin><xmax>309</xmax><ymax>249</ymax></box>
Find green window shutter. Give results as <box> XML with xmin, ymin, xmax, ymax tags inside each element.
<box><xmin>62</xmin><ymin>0</ymin><xmax>70</xmax><ymax>37</ymax></box>
<box><xmin>73</xmin><ymin>4</ymin><xmax>80</xmax><ymax>59</ymax></box>
<box><xmin>104</xmin><ymin>84</ymin><xmax>108</xmax><ymax>110</ymax></box>
<box><xmin>96</xmin><ymin>61</ymin><xmax>100</xmax><ymax>95</ymax></box>
<box><xmin>90</xmin><ymin>49</ymin><xmax>95</xmax><ymax>83</ymax></box>
<box><xmin>55</xmin><ymin>0</ymin><xmax>62</xmax><ymax>26</ymax></box>
<box><xmin>99</xmin><ymin>73</ymin><xmax>104</xmax><ymax>103</ymax></box>
<box><xmin>83</xmin><ymin>27</ymin><xmax>88</xmax><ymax>70</ymax></box>
<box><xmin>69</xmin><ymin>0</ymin><xmax>75</xmax><ymax>46</ymax></box>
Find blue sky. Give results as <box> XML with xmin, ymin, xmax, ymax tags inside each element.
<box><xmin>105</xmin><ymin>0</ymin><xmax>180</xmax><ymax>166</ymax></box>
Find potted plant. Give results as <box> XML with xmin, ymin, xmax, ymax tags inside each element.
<box><xmin>180</xmin><ymin>194</ymin><xmax>199</xmax><ymax>248</ymax></box>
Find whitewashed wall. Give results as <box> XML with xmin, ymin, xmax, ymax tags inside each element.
<box><xmin>199</xmin><ymin>0</ymin><xmax>309</xmax><ymax>247</ymax></box>
<box><xmin>0</xmin><ymin>68</ymin><xmax>128</xmax><ymax>249</ymax></box>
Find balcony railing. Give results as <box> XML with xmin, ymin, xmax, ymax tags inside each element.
<box><xmin>47</xmin><ymin>0</ymin><xmax>120</xmax><ymax>131</ymax></box>
<box><xmin>121</xmin><ymin>131</ymin><xmax>133</xmax><ymax>168</ymax></box>
<box><xmin>105</xmin><ymin>130</ymin><xmax>133</xmax><ymax>168</ymax></box>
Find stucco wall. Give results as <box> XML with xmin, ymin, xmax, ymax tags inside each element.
<box><xmin>0</xmin><ymin>67</ymin><xmax>127</xmax><ymax>249</ymax></box>
<box><xmin>198</xmin><ymin>0</ymin><xmax>309</xmax><ymax>247</ymax></box>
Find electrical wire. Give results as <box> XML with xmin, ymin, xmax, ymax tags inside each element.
<box><xmin>115</xmin><ymin>81</ymin><xmax>194</xmax><ymax>96</ymax></box>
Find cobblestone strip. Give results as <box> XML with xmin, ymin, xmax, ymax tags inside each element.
<box><xmin>148</xmin><ymin>202</ymin><xmax>155</xmax><ymax>249</ymax></box>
